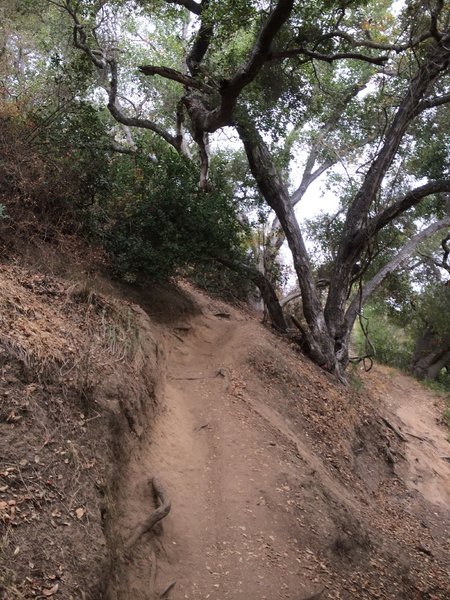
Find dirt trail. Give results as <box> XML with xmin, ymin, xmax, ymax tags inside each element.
<box><xmin>371</xmin><ymin>366</ymin><xmax>450</xmax><ymax>508</ymax></box>
<box><xmin>2</xmin><ymin>266</ymin><xmax>449</xmax><ymax>599</ymax></box>
<box><xmin>149</xmin><ymin>310</ymin><xmax>317</xmax><ymax>600</ymax></box>
<box><xmin>130</xmin><ymin>291</ymin><xmax>450</xmax><ymax>600</ymax></box>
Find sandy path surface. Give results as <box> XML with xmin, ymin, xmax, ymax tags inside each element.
<box><xmin>375</xmin><ymin>367</ymin><xmax>450</xmax><ymax>508</ymax></box>
<box><xmin>149</xmin><ymin>312</ymin><xmax>316</xmax><ymax>600</ymax></box>
<box><xmin>125</xmin><ymin>295</ymin><xmax>450</xmax><ymax>600</ymax></box>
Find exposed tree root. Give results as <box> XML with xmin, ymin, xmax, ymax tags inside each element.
<box><xmin>159</xmin><ymin>581</ymin><xmax>177</xmax><ymax>599</ymax></box>
<box><xmin>404</xmin><ymin>430</ymin><xmax>429</xmax><ymax>442</ymax></box>
<box><xmin>379</xmin><ymin>416</ymin><xmax>407</xmax><ymax>442</ymax></box>
<box><xmin>126</xmin><ymin>477</ymin><xmax>171</xmax><ymax>550</ymax></box>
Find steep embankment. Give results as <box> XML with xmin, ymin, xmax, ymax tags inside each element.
<box><xmin>1</xmin><ymin>266</ymin><xmax>449</xmax><ymax>600</ymax></box>
<box><xmin>0</xmin><ymin>264</ymin><xmax>164</xmax><ymax>599</ymax></box>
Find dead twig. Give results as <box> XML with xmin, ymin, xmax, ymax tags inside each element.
<box><xmin>194</xmin><ymin>423</ymin><xmax>209</xmax><ymax>431</ymax></box>
<box><xmin>415</xmin><ymin>544</ymin><xmax>433</xmax><ymax>557</ymax></box>
<box><xmin>160</xmin><ymin>581</ymin><xmax>176</xmax><ymax>599</ymax></box>
<box><xmin>404</xmin><ymin>430</ymin><xmax>429</xmax><ymax>442</ymax></box>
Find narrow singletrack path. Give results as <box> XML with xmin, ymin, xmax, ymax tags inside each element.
<box><xmin>149</xmin><ymin>311</ymin><xmax>314</xmax><ymax>600</ymax></box>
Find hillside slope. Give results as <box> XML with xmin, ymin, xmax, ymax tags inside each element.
<box><xmin>1</xmin><ymin>266</ymin><xmax>449</xmax><ymax>600</ymax></box>
<box><xmin>142</xmin><ymin>286</ymin><xmax>450</xmax><ymax>600</ymax></box>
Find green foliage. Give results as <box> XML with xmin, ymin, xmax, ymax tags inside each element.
<box><xmin>188</xmin><ymin>261</ymin><xmax>253</xmax><ymax>302</ymax></box>
<box><xmin>0</xmin><ymin>98</ymin><xmax>112</xmax><ymax>229</ymax></box>
<box><xmin>90</xmin><ymin>142</ymin><xmax>247</xmax><ymax>282</ymax></box>
<box><xmin>353</xmin><ymin>305</ymin><xmax>414</xmax><ymax>370</ymax></box>
<box><xmin>411</xmin><ymin>283</ymin><xmax>450</xmax><ymax>342</ymax></box>
<box><xmin>422</xmin><ymin>375</ymin><xmax>450</xmax><ymax>397</ymax></box>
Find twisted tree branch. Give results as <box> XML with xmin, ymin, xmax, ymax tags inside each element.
<box><xmin>138</xmin><ymin>64</ymin><xmax>216</xmax><ymax>93</ymax></box>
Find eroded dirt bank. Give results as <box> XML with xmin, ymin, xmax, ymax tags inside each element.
<box><xmin>1</xmin><ymin>267</ymin><xmax>449</xmax><ymax>600</ymax></box>
<box><xmin>0</xmin><ymin>264</ymin><xmax>165</xmax><ymax>599</ymax></box>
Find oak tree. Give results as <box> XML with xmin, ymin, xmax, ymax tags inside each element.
<box><xmin>49</xmin><ymin>0</ymin><xmax>450</xmax><ymax>379</ymax></box>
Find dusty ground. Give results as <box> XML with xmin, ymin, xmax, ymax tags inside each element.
<box><xmin>0</xmin><ymin>263</ymin><xmax>163</xmax><ymax>599</ymax></box>
<box><xmin>121</xmin><ymin>285</ymin><xmax>450</xmax><ymax>600</ymax></box>
<box><xmin>1</xmin><ymin>265</ymin><xmax>449</xmax><ymax>600</ymax></box>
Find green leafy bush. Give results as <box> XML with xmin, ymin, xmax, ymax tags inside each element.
<box><xmin>91</xmin><ymin>141</ymin><xmax>247</xmax><ymax>282</ymax></box>
<box><xmin>353</xmin><ymin>305</ymin><xmax>414</xmax><ymax>371</ymax></box>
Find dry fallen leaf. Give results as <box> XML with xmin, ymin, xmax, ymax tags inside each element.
<box><xmin>42</xmin><ymin>583</ymin><xmax>59</xmax><ymax>596</ymax></box>
<box><xmin>75</xmin><ymin>507</ymin><xmax>86</xmax><ymax>520</ymax></box>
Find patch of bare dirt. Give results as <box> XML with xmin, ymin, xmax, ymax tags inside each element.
<box><xmin>0</xmin><ymin>264</ymin><xmax>163</xmax><ymax>599</ymax></box>
<box><xmin>366</xmin><ymin>366</ymin><xmax>450</xmax><ymax>508</ymax></box>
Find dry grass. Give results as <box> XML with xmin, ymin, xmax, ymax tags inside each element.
<box><xmin>0</xmin><ymin>264</ymin><xmax>147</xmax><ymax>597</ymax></box>
<box><xmin>0</xmin><ymin>530</ymin><xmax>25</xmax><ymax>600</ymax></box>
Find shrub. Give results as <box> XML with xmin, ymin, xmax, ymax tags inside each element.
<box><xmin>353</xmin><ymin>305</ymin><xmax>414</xmax><ymax>371</ymax></box>
<box><xmin>90</xmin><ymin>142</ymin><xmax>248</xmax><ymax>282</ymax></box>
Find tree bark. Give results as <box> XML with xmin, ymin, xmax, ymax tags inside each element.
<box><xmin>236</xmin><ymin>117</ymin><xmax>340</xmax><ymax>375</ymax></box>
<box><xmin>345</xmin><ymin>217</ymin><xmax>450</xmax><ymax>337</ymax></box>
<box><xmin>216</xmin><ymin>258</ymin><xmax>288</xmax><ymax>332</ymax></box>
<box><xmin>325</xmin><ymin>39</ymin><xmax>450</xmax><ymax>345</ymax></box>
<box><xmin>411</xmin><ymin>326</ymin><xmax>450</xmax><ymax>380</ymax></box>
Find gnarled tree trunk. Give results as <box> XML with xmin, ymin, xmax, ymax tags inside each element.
<box><xmin>411</xmin><ymin>326</ymin><xmax>450</xmax><ymax>380</ymax></box>
<box><xmin>216</xmin><ymin>257</ymin><xmax>288</xmax><ymax>332</ymax></box>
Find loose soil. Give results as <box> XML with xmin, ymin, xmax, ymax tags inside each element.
<box><xmin>1</xmin><ymin>267</ymin><xmax>449</xmax><ymax>600</ymax></box>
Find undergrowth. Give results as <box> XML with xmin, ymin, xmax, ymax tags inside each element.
<box><xmin>353</xmin><ymin>307</ymin><xmax>413</xmax><ymax>371</ymax></box>
<box><xmin>0</xmin><ymin>532</ymin><xmax>24</xmax><ymax>600</ymax></box>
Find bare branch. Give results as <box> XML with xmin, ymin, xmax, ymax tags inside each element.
<box><xmin>197</xmin><ymin>131</ymin><xmax>210</xmax><ymax>190</ymax></box>
<box><xmin>54</xmin><ymin>2</ymin><xmax>184</xmax><ymax>154</ymax></box>
<box><xmin>109</xmin><ymin>140</ymin><xmax>137</xmax><ymax>156</ymax></box>
<box><xmin>204</xmin><ymin>0</ymin><xmax>295</xmax><ymax>130</ymax></box>
<box><xmin>416</xmin><ymin>93</ymin><xmax>450</xmax><ymax>114</ymax></box>
<box><xmin>186</xmin><ymin>0</ymin><xmax>214</xmax><ymax>75</ymax></box>
<box><xmin>429</xmin><ymin>0</ymin><xmax>444</xmax><ymax>41</ymax></box>
<box><xmin>441</xmin><ymin>233</ymin><xmax>450</xmax><ymax>269</ymax></box>
<box><xmin>175</xmin><ymin>100</ymin><xmax>191</xmax><ymax>157</ymax></box>
<box><xmin>270</xmin><ymin>47</ymin><xmax>389</xmax><ymax>65</ymax></box>
<box><xmin>319</xmin><ymin>29</ymin><xmax>433</xmax><ymax>53</ymax></box>
<box><xmin>290</xmin><ymin>160</ymin><xmax>332</xmax><ymax>207</ymax></box>
<box><xmin>368</xmin><ymin>179</ymin><xmax>450</xmax><ymax>236</ymax></box>
<box><xmin>107</xmin><ymin>59</ymin><xmax>182</xmax><ymax>153</ymax></box>
<box><xmin>335</xmin><ymin>40</ymin><xmax>450</xmax><ymax>254</ymax></box>
<box><xmin>73</xmin><ymin>24</ymin><xmax>106</xmax><ymax>69</ymax></box>
<box><xmin>289</xmin><ymin>83</ymin><xmax>368</xmax><ymax>208</ymax></box>
<box><xmin>421</xmin><ymin>233</ymin><xmax>450</xmax><ymax>275</ymax></box>
<box><xmin>280</xmin><ymin>290</ymin><xmax>302</xmax><ymax>308</ymax></box>
<box><xmin>345</xmin><ymin>216</ymin><xmax>450</xmax><ymax>328</ymax></box>
<box><xmin>138</xmin><ymin>64</ymin><xmax>216</xmax><ymax>93</ymax></box>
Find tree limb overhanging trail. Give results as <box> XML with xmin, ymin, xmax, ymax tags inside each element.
<box><xmin>345</xmin><ymin>216</ymin><xmax>450</xmax><ymax>331</ymax></box>
<box><xmin>57</xmin><ymin>0</ymin><xmax>450</xmax><ymax>378</ymax></box>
